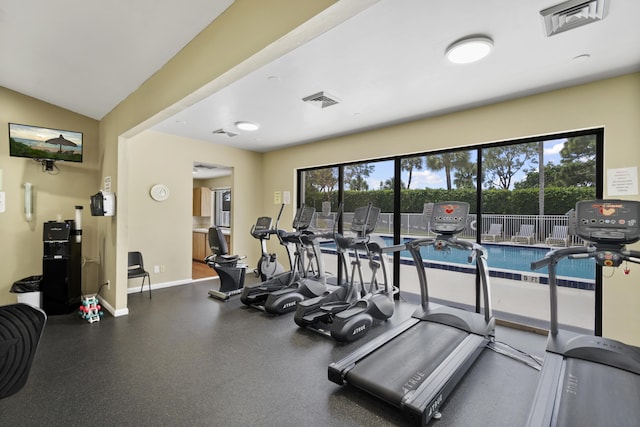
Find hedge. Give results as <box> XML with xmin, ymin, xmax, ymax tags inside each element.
<box><xmin>304</xmin><ymin>186</ymin><xmax>595</xmax><ymax>215</ymax></box>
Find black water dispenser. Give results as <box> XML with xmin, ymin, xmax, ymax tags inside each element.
<box><xmin>41</xmin><ymin>221</ymin><xmax>81</xmax><ymax>314</ymax></box>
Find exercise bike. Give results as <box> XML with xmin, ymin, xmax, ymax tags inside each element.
<box><xmin>251</xmin><ymin>210</ymin><xmax>285</xmax><ymax>281</ymax></box>
<box><xmin>205</xmin><ymin>226</ymin><xmax>247</xmax><ymax>301</ymax></box>
<box><xmin>294</xmin><ymin>203</ymin><xmax>396</xmax><ymax>342</ymax></box>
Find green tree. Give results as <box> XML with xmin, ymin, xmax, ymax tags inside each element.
<box><xmin>304</xmin><ymin>168</ymin><xmax>337</xmax><ymax>201</ymax></box>
<box><xmin>514</xmin><ymin>163</ymin><xmax>564</xmax><ymax>189</ymax></box>
<box><xmin>558</xmin><ymin>135</ymin><xmax>596</xmax><ymax>187</ymax></box>
<box><xmin>380</xmin><ymin>177</ymin><xmax>405</xmax><ymax>190</ymax></box>
<box><xmin>483</xmin><ymin>143</ymin><xmax>538</xmax><ymax>190</ymax></box>
<box><xmin>344</xmin><ymin>163</ymin><xmax>375</xmax><ymax>190</ymax></box>
<box><xmin>426</xmin><ymin>152</ymin><xmax>471</xmax><ymax>190</ymax></box>
<box><xmin>453</xmin><ymin>162</ymin><xmax>476</xmax><ymax>189</ymax></box>
<box><xmin>401</xmin><ymin>156</ymin><xmax>424</xmax><ymax>189</ymax></box>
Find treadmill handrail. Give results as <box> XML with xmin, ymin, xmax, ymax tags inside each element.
<box><xmin>531</xmin><ymin>246</ymin><xmax>594</xmax><ymax>335</ymax></box>
<box><xmin>405</xmin><ymin>235</ymin><xmax>492</xmax><ymax>321</ymax></box>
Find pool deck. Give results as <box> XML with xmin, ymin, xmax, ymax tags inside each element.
<box><xmin>321</xmin><ymin>251</ymin><xmax>595</xmax><ymax>332</ymax></box>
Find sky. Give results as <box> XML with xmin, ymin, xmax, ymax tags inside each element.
<box><xmin>363</xmin><ymin>139</ymin><xmax>566</xmax><ymax>190</ymax></box>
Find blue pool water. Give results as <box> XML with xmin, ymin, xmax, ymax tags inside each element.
<box><xmin>416</xmin><ymin>242</ymin><xmax>595</xmax><ymax>281</ymax></box>
<box><xmin>322</xmin><ymin>237</ymin><xmax>595</xmax><ymax>281</ymax></box>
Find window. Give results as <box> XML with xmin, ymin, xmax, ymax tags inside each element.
<box><xmin>297</xmin><ymin>129</ymin><xmax>602</xmax><ymax>332</ymax></box>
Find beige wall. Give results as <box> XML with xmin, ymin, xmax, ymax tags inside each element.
<box><xmin>96</xmin><ymin>0</ymin><xmax>338</xmax><ymax>314</ymax></box>
<box><xmin>2</xmin><ymin>0</ymin><xmax>638</xmax><ymax>347</ymax></box>
<box><xmin>0</xmin><ymin>87</ymin><xmax>100</xmax><ymax>305</ymax></box>
<box><xmin>126</xmin><ymin>131</ymin><xmax>262</xmax><ymax>288</ymax></box>
<box><xmin>195</xmin><ymin>175</ymin><xmax>232</xmax><ymax>189</ymax></box>
<box><xmin>262</xmin><ymin>73</ymin><xmax>640</xmax><ymax>344</ymax></box>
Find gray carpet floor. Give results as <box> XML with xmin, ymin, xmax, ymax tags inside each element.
<box><xmin>0</xmin><ymin>275</ymin><xmax>547</xmax><ymax>426</ymax></box>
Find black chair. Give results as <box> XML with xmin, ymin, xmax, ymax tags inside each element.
<box><xmin>0</xmin><ymin>303</ymin><xmax>47</xmax><ymax>400</ymax></box>
<box><xmin>205</xmin><ymin>227</ymin><xmax>246</xmax><ymax>301</ymax></box>
<box><xmin>128</xmin><ymin>251</ymin><xmax>151</xmax><ymax>298</ymax></box>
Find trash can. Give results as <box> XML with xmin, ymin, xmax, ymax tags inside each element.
<box><xmin>11</xmin><ymin>275</ymin><xmax>43</xmax><ymax>308</ymax></box>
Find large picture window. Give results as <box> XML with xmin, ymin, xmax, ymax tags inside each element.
<box><xmin>298</xmin><ymin>129</ymin><xmax>602</xmax><ymax>333</ymax></box>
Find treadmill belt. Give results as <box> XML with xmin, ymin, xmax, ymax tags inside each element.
<box><xmin>345</xmin><ymin>321</ymin><xmax>467</xmax><ymax>406</ymax></box>
<box><xmin>555</xmin><ymin>358</ymin><xmax>640</xmax><ymax>427</ymax></box>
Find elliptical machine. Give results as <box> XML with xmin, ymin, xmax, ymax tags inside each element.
<box><xmin>262</xmin><ymin>219</ymin><xmax>336</xmax><ymax>315</ymax></box>
<box><xmin>251</xmin><ymin>208</ymin><xmax>286</xmax><ymax>281</ymax></box>
<box><xmin>240</xmin><ymin>205</ymin><xmax>319</xmax><ymax>310</ymax></box>
<box><xmin>294</xmin><ymin>203</ymin><xmax>396</xmax><ymax>342</ymax></box>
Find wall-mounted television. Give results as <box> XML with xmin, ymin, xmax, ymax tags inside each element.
<box><xmin>9</xmin><ymin>123</ymin><xmax>83</xmax><ymax>166</ymax></box>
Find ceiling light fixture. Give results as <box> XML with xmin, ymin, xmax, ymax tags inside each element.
<box><xmin>235</xmin><ymin>121</ymin><xmax>259</xmax><ymax>131</ymax></box>
<box><xmin>445</xmin><ymin>36</ymin><xmax>493</xmax><ymax>64</ymax></box>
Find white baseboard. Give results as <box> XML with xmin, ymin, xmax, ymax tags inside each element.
<box><xmin>99</xmin><ymin>277</ymin><xmax>219</xmax><ymax>317</ymax></box>
<box><xmin>97</xmin><ymin>295</ymin><xmax>129</xmax><ymax>317</ymax></box>
<box><xmin>127</xmin><ymin>277</ymin><xmax>218</xmax><ymax>294</ymax></box>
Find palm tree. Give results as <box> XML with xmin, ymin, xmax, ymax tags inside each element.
<box><xmin>401</xmin><ymin>156</ymin><xmax>424</xmax><ymax>189</ymax></box>
<box><xmin>426</xmin><ymin>152</ymin><xmax>470</xmax><ymax>190</ymax></box>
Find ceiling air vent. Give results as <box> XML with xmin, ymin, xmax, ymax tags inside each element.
<box><xmin>212</xmin><ymin>128</ymin><xmax>238</xmax><ymax>137</ymax></box>
<box><xmin>302</xmin><ymin>91</ymin><xmax>340</xmax><ymax>109</ymax></box>
<box><xmin>541</xmin><ymin>0</ymin><xmax>607</xmax><ymax>37</ymax></box>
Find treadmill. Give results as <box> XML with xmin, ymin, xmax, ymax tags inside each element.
<box><xmin>329</xmin><ymin>201</ymin><xmax>494</xmax><ymax>425</ymax></box>
<box><xmin>526</xmin><ymin>199</ymin><xmax>640</xmax><ymax>427</ymax></box>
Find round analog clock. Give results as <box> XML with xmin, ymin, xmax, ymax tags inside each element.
<box><xmin>150</xmin><ymin>184</ymin><xmax>170</xmax><ymax>202</ymax></box>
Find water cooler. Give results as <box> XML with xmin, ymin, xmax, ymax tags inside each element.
<box><xmin>41</xmin><ymin>221</ymin><xmax>82</xmax><ymax>314</ymax></box>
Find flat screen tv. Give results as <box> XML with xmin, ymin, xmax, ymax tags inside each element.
<box><xmin>9</xmin><ymin>123</ymin><xmax>83</xmax><ymax>165</ymax></box>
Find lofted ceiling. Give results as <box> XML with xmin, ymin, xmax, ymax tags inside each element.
<box><xmin>2</xmin><ymin>0</ymin><xmax>640</xmax><ymax>161</ymax></box>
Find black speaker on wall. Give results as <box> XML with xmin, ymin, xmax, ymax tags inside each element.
<box><xmin>41</xmin><ymin>221</ymin><xmax>82</xmax><ymax>315</ymax></box>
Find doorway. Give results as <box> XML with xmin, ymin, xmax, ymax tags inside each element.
<box><xmin>192</xmin><ymin>161</ymin><xmax>233</xmax><ymax>280</ymax></box>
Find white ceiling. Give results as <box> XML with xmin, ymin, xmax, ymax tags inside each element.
<box><xmin>2</xmin><ymin>0</ymin><xmax>640</xmax><ymax>159</ymax></box>
<box><xmin>0</xmin><ymin>0</ymin><xmax>234</xmax><ymax>120</ymax></box>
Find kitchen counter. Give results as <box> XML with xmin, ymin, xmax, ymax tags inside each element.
<box><xmin>193</xmin><ymin>227</ymin><xmax>230</xmax><ymax>235</ymax></box>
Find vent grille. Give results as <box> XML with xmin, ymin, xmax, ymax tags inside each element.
<box><xmin>212</xmin><ymin>128</ymin><xmax>238</xmax><ymax>138</ymax></box>
<box><xmin>302</xmin><ymin>91</ymin><xmax>340</xmax><ymax>109</ymax></box>
<box><xmin>541</xmin><ymin>0</ymin><xmax>607</xmax><ymax>37</ymax></box>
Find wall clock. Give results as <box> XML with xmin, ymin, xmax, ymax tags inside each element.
<box><xmin>150</xmin><ymin>184</ymin><xmax>170</xmax><ymax>202</ymax></box>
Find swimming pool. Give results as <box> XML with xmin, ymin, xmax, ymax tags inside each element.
<box><xmin>415</xmin><ymin>242</ymin><xmax>595</xmax><ymax>281</ymax></box>
<box><xmin>320</xmin><ymin>236</ymin><xmax>595</xmax><ymax>285</ymax></box>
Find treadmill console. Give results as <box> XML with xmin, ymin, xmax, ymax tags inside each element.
<box><xmin>351</xmin><ymin>204</ymin><xmax>381</xmax><ymax>236</ymax></box>
<box><xmin>429</xmin><ymin>202</ymin><xmax>469</xmax><ymax>235</ymax></box>
<box><xmin>575</xmin><ymin>200</ymin><xmax>640</xmax><ymax>245</ymax></box>
<box><xmin>292</xmin><ymin>206</ymin><xmax>316</xmax><ymax>230</ymax></box>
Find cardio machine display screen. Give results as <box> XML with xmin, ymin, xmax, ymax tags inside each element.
<box><xmin>351</xmin><ymin>205</ymin><xmax>381</xmax><ymax>234</ymax></box>
<box><xmin>292</xmin><ymin>206</ymin><xmax>315</xmax><ymax>230</ymax></box>
<box><xmin>429</xmin><ymin>202</ymin><xmax>469</xmax><ymax>235</ymax></box>
<box><xmin>575</xmin><ymin>200</ymin><xmax>640</xmax><ymax>244</ymax></box>
<box><xmin>254</xmin><ymin>216</ymin><xmax>272</xmax><ymax>231</ymax></box>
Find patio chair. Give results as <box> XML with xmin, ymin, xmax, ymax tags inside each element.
<box><xmin>511</xmin><ymin>224</ymin><xmax>535</xmax><ymax>244</ymax></box>
<box><xmin>545</xmin><ymin>225</ymin><xmax>569</xmax><ymax>247</ymax></box>
<box><xmin>481</xmin><ymin>223</ymin><xmax>503</xmax><ymax>242</ymax></box>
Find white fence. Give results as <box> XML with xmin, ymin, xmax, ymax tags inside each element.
<box><xmin>316</xmin><ymin>212</ymin><xmax>580</xmax><ymax>246</ymax></box>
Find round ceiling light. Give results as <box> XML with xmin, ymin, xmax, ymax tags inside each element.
<box><xmin>445</xmin><ymin>36</ymin><xmax>493</xmax><ymax>64</ymax></box>
<box><xmin>235</xmin><ymin>121</ymin><xmax>260</xmax><ymax>131</ymax></box>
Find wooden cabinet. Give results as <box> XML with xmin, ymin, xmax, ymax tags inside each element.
<box><xmin>192</xmin><ymin>231</ymin><xmax>215</xmax><ymax>261</ymax></box>
<box><xmin>193</xmin><ymin>187</ymin><xmax>212</xmax><ymax>216</ymax></box>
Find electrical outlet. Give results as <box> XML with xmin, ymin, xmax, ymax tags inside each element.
<box><xmin>106</xmin><ymin>280</ymin><xmax>111</xmax><ymax>289</ymax></box>
<box><xmin>154</xmin><ymin>265</ymin><xmax>160</xmax><ymax>273</ymax></box>
<box><xmin>160</xmin><ymin>265</ymin><xmax>166</xmax><ymax>273</ymax></box>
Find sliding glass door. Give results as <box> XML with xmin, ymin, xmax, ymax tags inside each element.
<box><xmin>297</xmin><ymin>129</ymin><xmax>602</xmax><ymax>332</ymax></box>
